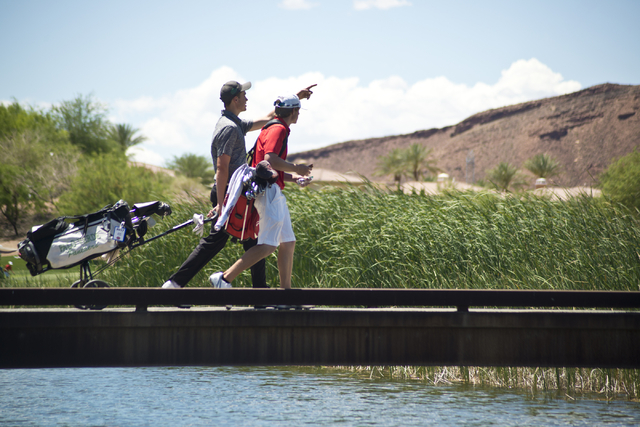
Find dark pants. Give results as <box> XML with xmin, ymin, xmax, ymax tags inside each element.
<box><xmin>168</xmin><ymin>187</ymin><xmax>267</xmax><ymax>288</ymax></box>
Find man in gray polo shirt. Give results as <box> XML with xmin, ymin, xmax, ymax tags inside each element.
<box><xmin>163</xmin><ymin>80</ymin><xmax>315</xmax><ymax>289</ymax></box>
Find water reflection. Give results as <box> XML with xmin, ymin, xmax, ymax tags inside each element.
<box><xmin>1</xmin><ymin>366</ymin><xmax>638</xmax><ymax>426</ymax></box>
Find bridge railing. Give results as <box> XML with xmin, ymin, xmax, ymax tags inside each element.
<box><xmin>1</xmin><ymin>288</ymin><xmax>639</xmax><ymax>311</ymax></box>
<box><xmin>2</xmin><ymin>288</ymin><xmax>640</xmax><ymax>368</ymax></box>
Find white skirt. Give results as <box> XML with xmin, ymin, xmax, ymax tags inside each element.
<box><xmin>255</xmin><ymin>185</ymin><xmax>295</xmax><ymax>247</ymax></box>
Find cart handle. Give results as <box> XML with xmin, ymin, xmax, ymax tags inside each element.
<box><xmin>91</xmin><ymin>216</ymin><xmax>215</xmax><ymax>277</ymax></box>
<box><xmin>130</xmin><ymin>216</ymin><xmax>214</xmax><ymax>250</ymax></box>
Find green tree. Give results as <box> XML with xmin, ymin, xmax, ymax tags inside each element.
<box><xmin>0</xmin><ymin>101</ymin><xmax>68</xmax><ymax>144</ymax></box>
<box><xmin>599</xmin><ymin>149</ymin><xmax>640</xmax><ymax>211</ymax></box>
<box><xmin>375</xmin><ymin>148</ymin><xmax>404</xmax><ymax>187</ymax></box>
<box><xmin>51</xmin><ymin>94</ymin><xmax>116</xmax><ymax>155</ymax></box>
<box><xmin>107</xmin><ymin>123</ymin><xmax>147</xmax><ymax>153</ymax></box>
<box><xmin>486</xmin><ymin>162</ymin><xmax>528</xmax><ymax>192</ymax></box>
<box><xmin>166</xmin><ymin>153</ymin><xmax>215</xmax><ymax>185</ymax></box>
<box><xmin>401</xmin><ymin>144</ymin><xmax>439</xmax><ymax>181</ymax></box>
<box><xmin>0</xmin><ymin>164</ymin><xmax>32</xmax><ymax>235</ymax></box>
<box><xmin>0</xmin><ymin>102</ymin><xmax>79</xmax><ymax>233</ymax></box>
<box><xmin>375</xmin><ymin>144</ymin><xmax>439</xmax><ymax>187</ymax></box>
<box><xmin>524</xmin><ymin>153</ymin><xmax>561</xmax><ymax>179</ymax></box>
<box><xmin>0</xmin><ymin>129</ymin><xmax>80</xmax><ymax>206</ymax></box>
<box><xmin>56</xmin><ymin>152</ymin><xmax>171</xmax><ymax>215</ymax></box>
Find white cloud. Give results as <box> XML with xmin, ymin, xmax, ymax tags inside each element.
<box><xmin>279</xmin><ymin>0</ymin><xmax>318</xmax><ymax>10</ymax></box>
<box><xmin>111</xmin><ymin>58</ymin><xmax>581</xmax><ymax>166</ymax></box>
<box><xmin>354</xmin><ymin>0</ymin><xmax>412</xmax><ymax>11</ymax></box>
<box><xmin>110</xmin><ymin>66</ymin><xmax>246</xmax><ymax>166</ymax></box>
<box><xmin>2</xmin><ymin>98</ymin><xmax>53</xmax><ymax>111</ymax></box>
<box><xmin>126</xmin><ymin>145</ymin><xmax>167</xmax><ymax>166</ymax></box>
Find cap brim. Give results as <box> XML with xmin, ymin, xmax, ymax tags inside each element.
<box><xmin>241</xmin><ymin>82</ymin><xmax>252</xmax><ymax>91</ymax></box>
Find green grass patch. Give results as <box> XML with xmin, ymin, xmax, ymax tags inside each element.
<box><xmin>1</xmin><ymin>255</ymin><xmax>85</xmax><ymax>288</ymax></box>
<box><xmin>2</xmin><ymin>268</ymin><xmax>81</xmax><ymax>288</ymax></box>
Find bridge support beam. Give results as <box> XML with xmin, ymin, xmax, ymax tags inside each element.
<box><xmin>1</xmin><ymin>308</ymin><xmax>639</xmax><ymax>368</ymax></box>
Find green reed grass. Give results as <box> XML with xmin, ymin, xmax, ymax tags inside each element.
<box><xmin>100</xmin><ymin>184</ymin><xmax>640</xmax><ymax>291</ymax></box>
<box><xmin>334</xmin><ymin>366</ymin><xmax>640</xmax><ymax>400</ymax></box>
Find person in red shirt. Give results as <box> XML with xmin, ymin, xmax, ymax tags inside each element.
<box><xmin>210</xmin><ymin>94</ymin><xmax>313</xmax><ymax>289</ymax></box>
<box><xmin>3</xmin><ymin>261</ymin><xmax>12</xmax><ymax>278</ymax></box>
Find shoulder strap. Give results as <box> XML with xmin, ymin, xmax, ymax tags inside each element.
<box><xmin>246</xmin><ymin>119</ymin><xmax>288</xmax><ymax>166</ymax></box>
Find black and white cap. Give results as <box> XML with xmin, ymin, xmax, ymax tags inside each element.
<box><xmin>220</xmin><ymin>81</ymin><xmax>251</xmax><ymax>103</ymax></box>
<box><xmin>273</xmin><ymin>94</ymin><xmax>301</xmax><ymax>109</ymax></box>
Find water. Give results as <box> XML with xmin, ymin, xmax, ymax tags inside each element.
<box><xmin>1</xmin><ymin>367</ymin><xmax>639</xmax><ymax>426</ymax></box>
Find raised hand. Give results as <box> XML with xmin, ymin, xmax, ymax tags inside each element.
<box><xmin>297</xmin><ymin>84</ymin><xmax>317</xmax><ymax>100</ymax></box>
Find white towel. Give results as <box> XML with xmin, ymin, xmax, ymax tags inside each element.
<box><xmin>214</xmin><ymin>164</ymin><xmax>254</xmax><ymax>231</ymax></box>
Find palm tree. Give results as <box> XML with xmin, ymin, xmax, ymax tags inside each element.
<box><xmin>166</xmin><ymin>153</ymin><xmax>215</xmax><ymax>185</ymax></box>
<box><xmin>401</xmin><ymin>144</ymin><xmax>439</xmax><ymax>181</ymax></box>
<box><xmin>375</xmin><ymin>144</ymin><xmax>440</xmax><ymax>188</ymax></box>
<box><xmin>374</xmin><ymin>148</ymin><xmax>404</xmax><ymax>187</ymax></box>
<box><xmin>524</xmin><ymin>153</ymin><xmax>561</xmax><ymax>179</ymax></box>
<box><xmin>107</xmin><ymin>123</ymin><xmax>147</xmax><ymax>152</ymax></box>
<box><xmin>486</xmin><ymin>162</ymin><xmax>528</xmax><ymax>192</ymax></box>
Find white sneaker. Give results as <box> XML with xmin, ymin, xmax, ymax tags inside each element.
<box><xmin>162</xmin><ymin>280</ymin><xmax>181</xmax><ymax>289</ymax></box>
<box><xmin>209</xmin><ymin>272</ymin><xmax>232</xmax><ymax>289</ymax></box>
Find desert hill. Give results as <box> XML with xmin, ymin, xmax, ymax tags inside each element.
<box><xmin>289</xmin><ymin>83</ymin><xmax>640</xmax><ymax>187</ymax></box>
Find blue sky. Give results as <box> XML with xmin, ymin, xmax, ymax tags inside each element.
<box><xmin>2</xmin><ymin>0</ymin><xmax>638</xmax><ymax>166</ymax></box>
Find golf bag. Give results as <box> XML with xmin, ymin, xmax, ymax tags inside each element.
<box><xmin>223</xmin><ymin>193</ymin><xmax>259</xmax><ymax>242</ymax></box>
<box><xmin>18</xmin><ymin>200</ymin><xmax>136</xmax><ymax>276</ymax></box>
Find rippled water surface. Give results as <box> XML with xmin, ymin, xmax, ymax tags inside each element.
<box><xmin>1</xmin><ymin>367</ymin><xmax>639</xmax><ymax>426</ymax></box>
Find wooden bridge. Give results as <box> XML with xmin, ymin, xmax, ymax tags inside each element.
<box><xmin>1</xmin><ymin>288</ymin><xmax>639</xmax><ymax>369</ymax></box>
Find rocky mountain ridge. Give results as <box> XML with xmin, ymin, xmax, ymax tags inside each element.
<box><xmin>289</xmin><ymin>83</ymin><xmax>640</xmax><ymax>187</ymax></box>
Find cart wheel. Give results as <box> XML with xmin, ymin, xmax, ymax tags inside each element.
<box><xmin>84</xmin><ymin>280</ymin><xmax>109</xmax><ymax>288</ymax></box>
<box><xmin>84</xmin><ymin>280</ymin><xmax>109</xmax><ymax>310</ymax></box>
<box><xmin>70</xmin><ymin>279</ymin><xmax>87</xmax><ymax>289</ymax></box>
<box><xmin>71</xmin><ymin>279</ymin><xmax>109</xmax><ymax>310</ymax></box>
<box><xmin>71</xmin><ymin>279</ymin><xmax>89</xmax><ymax>310</ymax></box>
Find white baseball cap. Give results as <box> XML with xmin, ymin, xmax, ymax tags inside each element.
<box><xmin>274</xmin><ymin>94</ymin><xmax>301</xmax><ymax>109</ymax></box>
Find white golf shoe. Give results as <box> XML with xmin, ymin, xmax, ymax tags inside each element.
<box><xmin>209</xmin><ymin>272</ymin><xmax>232</xmax><ymax>289</ymax></box>
<box><xmin>162</xmin><ymin>280</ymin><xmax>181</xmax><ymax>289</ymax></box>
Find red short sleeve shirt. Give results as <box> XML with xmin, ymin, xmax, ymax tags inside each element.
<box><xmin>251</xmin><ymin>118</ymin><xmax>290</xmax><ymax>190</ymax></box>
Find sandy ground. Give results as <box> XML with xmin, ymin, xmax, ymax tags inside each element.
<box><xmin>400</xmin><ymin>180</ymin><xmax>602</xmax><ymax>200</ymax></box>
<box><xmin>0</xmin><ymin>239</ymin><xmax>21</xmax><ymax>256</ymax></box>
<box><xmin>310</xmin><ymin>168</ymin><xmax>365</xmax><ymax>183</ymax></box>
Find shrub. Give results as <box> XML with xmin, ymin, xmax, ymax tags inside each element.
<box><xmin>599</xmin><ymin>149</ymin><xmax>640</xmax><ymax>212</ymax></box>
<box><xmin>57</xmin><ymin>153</ymin><xmax>171</xmax><ymax>215</ymax></box>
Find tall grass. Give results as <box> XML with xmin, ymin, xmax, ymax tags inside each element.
<box><xmin>99</xmin><ymin>196</ymin><xmax>264</xmax><ymax>288</ymax></box>
<box><xmin>335</xmin><ymin>366</ymin><xmax>640</xmax><ymax>400</ymax></box>
<box><xmin>100</xmin><ymin>184</ymin><xmax>640</xmax><ymax>291</ymax></box>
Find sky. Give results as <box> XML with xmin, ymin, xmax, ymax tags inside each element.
<box><xmin>1</xmin><ymin>0</ymin><xmax>639</xmax><ymax>167</ymax></box>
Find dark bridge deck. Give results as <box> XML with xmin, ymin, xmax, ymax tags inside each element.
<box><xmin>1</xmin><ymin>288</ymin><xmax>639</xmax><ymax>369</ymax></box>
<box><xmin>3</xmin><ymin>287</ymin><xmax>640</xmax><ymax>311</ymax></box>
